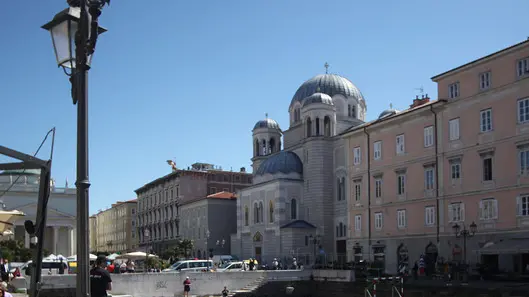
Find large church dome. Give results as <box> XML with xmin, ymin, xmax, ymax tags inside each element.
<box><xmin>290</xmin><ymin>74</ymin><xmax>364</xmax><ymax>107</ymax></box>
<box><xmin>255</xmin><ymin>151</ymin><xmax>303</xmax><ymax>176</ymax></box>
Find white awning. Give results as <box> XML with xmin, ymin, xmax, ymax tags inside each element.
<box><xmin>478</xmin><ymin>239</ymin><xmax>529</xmax><ymax>255</ymax></box>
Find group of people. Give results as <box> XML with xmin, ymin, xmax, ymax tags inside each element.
<box><xmin>105</xmin><ymin>259</ymin><xmax>135</xmax><ymax>274</ymax></box>
<box><xmin>181</xmin><ymin>276</ymin><xmax>230</xmax><ymax>297</ymax></box>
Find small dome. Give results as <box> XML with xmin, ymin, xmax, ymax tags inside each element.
<box><xmin>302</xmin><ymin>93</ymin><xmax>334</xmax><ymax>107</ymax></box>
<box><xmin>253</xmin><ymin>118</ymin><xmax>281</xmax><ymax>131</ymax></box>
<box><xmin>0</xmin><ymin>169</ymin><xmax>41</xmax><ymax>176</ymax></box>
<box><xmin>290</xmin><ymin>74</ymin><xmax>364</xmax><ymax>107</ymax></box>
<box><xmin>378</xmin><ymin>108</ymin><xmax>399</xmax><ymax>119</ymax></box>
<box><xmin>255</xmin><ymin>151</ymin><xmax>303</xmax><ymax>176</ymax></box>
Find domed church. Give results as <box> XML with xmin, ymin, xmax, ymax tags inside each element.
<box><xmin>231</xmin><ymin>72</ymin><xmax>367</xmax><ymax>265</ymax></box>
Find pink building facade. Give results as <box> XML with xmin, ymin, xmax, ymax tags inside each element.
<box><xmin>343</xmin><ymin>39</ymin><xmax>529</xmax><ymax>274</ymax></box>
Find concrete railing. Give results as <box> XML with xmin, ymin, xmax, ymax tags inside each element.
<box><xmin>14</xmin><ymin>269</ymin><xmax>355</xmax><ymax>297</ymax></box>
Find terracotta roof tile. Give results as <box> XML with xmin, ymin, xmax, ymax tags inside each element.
<box><xmin>206</xmin><ymin>191</ymin><xmax>237</xmax><ymax>199</ymax></box>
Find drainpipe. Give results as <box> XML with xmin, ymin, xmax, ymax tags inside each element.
<box><xmin>429</xmin><ymin>105</ymin><xmax>440</xmax><ymax>245</ymax></box>
<box><xmin>363</xmin><ymin>127</ymin><xmax>372</xmax><ymax>255</ymax></box>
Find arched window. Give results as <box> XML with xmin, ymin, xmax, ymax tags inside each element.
<box><xmin>352</xmin><ymin>105</ymin><xmax>356</xmax><ymax>118</ymax></box>
<box><xmin>254</xmin><ymin>203</ymin><xmax>259</xmax><ymax>223</ymax></box>
<box><xmin>342</xmin><ymin>223</ymin><xmax>347</xmax><ymax>237</ymax></box>
<box><xmin>296</xmin><ymin>109</ymin><xmax>301</xmax><ymax>122</ymax></box>
<box><xmin>337</xmin><ymin>178</ymin><xmax>342</xmax><ymax>201</ymax></box>
<box><xmin>324</xmin><ymin>116</ymin><xmax>331</xmax><ymax>136</ymax></box>
<box><xmin>315</xmin><ymin>117</ymin><xmax>320</xmax><ymax>136</ymax></box>
<box><xmin>244</xmin><ymin>206</ymin><xmax>249</xmax><ymax>226</ymax></box>
<box><xmin>290</xmin><ymin>198</ymin><xmax>297</xmax><ymax>220</ymax></box>
<box><xmin>306</xmin><ymin>118</ymin><xmax>312</xmax><ymax>137</ymax></box>
<box><xmin>269</xmin><ymin>138</ymin><xmax>275</xmax><ymax>154</ymax></box>
<box><xmin>341</xmin><ymin>177</ymin><xmax>346</xmax><ymax>201</ymax></box>
<box><xmin>259</xmin><ymin>201</ymin><xmax>264</xmax><ymax>223</ymax></box>
<box><xmin>261</xmin><ymin>140</ymin><xmax>267</xmax><ymax>156</ymax></box>
<box><xmin>348</xmin><ymin>105</ymin><xmax>352</xmax><ymax>117</ymax></box>
<box><xmin>269</xmin><ymin>201</ymin><xmax>274</xmax><ymax>223</ymax></box>
<box><xmin>255</xmin><ymin>139</ymin><xmax>260</xmax><ymax>156</ymax></box>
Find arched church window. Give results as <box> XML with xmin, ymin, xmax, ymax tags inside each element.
<box><xmin>352</xmin><ymin>105</ymin><xmax>356</xmax><ymax>118</ymax></box>
<box><xmin>315</xmin><ymin>117</ymin><xmax>320</xmax><ymax>136</ymax></box>
<box><xmin>306</xmin><ymin>118</ymin><xmax>312</xmax><ymax>137</ymax></box>
<box><xmin>324</xmin><ymin>116</ymin><xmax>331</xmax><ymax>136</ymax></box>
<box><xmin>259</xmin><ymin>201</ymin><xmax>264</xmax><ymax>223</ymax></box>
<box><xmin>269</xmin><ymin>138</ymin><xmax>275</xmax><ymax>154</ymax></box>
<box><xmin>348</xmin><ymin>105</ymin><xmax>352</xmax><ymax>117</ymax></box>
<box><xmin>261</xmin><ymin>140</ymin><xmax>267</xmax><ymax>156</ymax></box>
<box><xmin>342</xmin><ymin>223</ymin><xmax>347</xmax><ymax>237</ymax></box>
<box><xmin>269</xmin><ymin>201</ymin><xmax>274</xmax><ymax>223</ymax></box>
<box><xmin>254</xmin><ymin>203</ymin><xmax>259</xmax><ymax>224</ymax></box>
<box><xmin>244</xmin><ymin>206</ymin><xmax>249</xmax><ymax>226</ymax></box>
<box><xmin>290</xmin><ymin>198</ymin><xmax>297</xmax><ymax>220</ymax></box>
<box><xmin>296</xmin><ymin>108</ymin><xmax>301</xmax><ymax>122</ymax></box>
<box><xmin>340</xmin><ymin>177</ymin><xmax>346</xmax><ymax>201</ymax></box>
<box><xmin>255</xmin><ymin>139</ymin><xmax>260</xmax><ymax>156</ymax></box>
<box><xmin>336</xmin><ymin>178</ymin><xmax>341</xmax><ymax>201</ymax></box>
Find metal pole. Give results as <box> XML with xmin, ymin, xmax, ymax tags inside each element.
<box><xmin>75</xmin><ymin>1</ymin><xmax>91</xmax><ymax>297</ymax></box>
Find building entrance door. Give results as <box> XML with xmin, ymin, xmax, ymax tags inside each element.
<box><xmin>255</xmin><ymin>246</ymin><xmax>262</xmax><ymax>263</ymax></box>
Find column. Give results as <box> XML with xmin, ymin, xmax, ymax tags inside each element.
<box><xmin>53</xmin><ymin>226</ymin><xmax>59</xmax><ymax>254</ymax></box>
<box><xmin>25</xmin><ymin>231</ymin><xmax>30</xmax><ymax>249</ymax></box>
<box><xmin>69</xmin><ymin>227</ymin><xmax>76</xmax><ymax>256</ymax></box>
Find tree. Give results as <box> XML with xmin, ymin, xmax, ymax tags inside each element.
<box><xmin>0</xmin><ymin>239</ymin><xmax>32</xmax><ymax>262</ymax></box>
<box><xmin>177</xmin><ymin>239</ymin><xmax>193</xmax><ymax>259</ymax></box>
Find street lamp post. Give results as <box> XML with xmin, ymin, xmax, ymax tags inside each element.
<box><xmin>144</xmin><ymin>229</ymin><xmax>150</xmax><ymax>272</ymax></box>
<box><xmin>42</xmin><ymin>1</ymin><xmax>109</xmax><ymax>297</ymax></box>
<box><xmin>216</xmin><ymin>238</ymin><xmax>225</xmax><ymax>254</ymax></box>
<box><xmin>452</xmin><ymin>221</ymin><xmax>477</xmax><ymax>283</ymax></box>
<box><xmin>309</xmin><ymin>234</ymin><xmax>321</xmax><ymax>268</ymax></box>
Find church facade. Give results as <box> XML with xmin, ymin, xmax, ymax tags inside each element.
<box><xmin>230</xmin><ymin>73</ymin><xmax>367</xmax><ymax>265</ymax></box>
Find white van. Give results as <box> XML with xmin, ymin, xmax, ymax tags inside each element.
<box><xmin>162</xmin><ymin>260</ymin><xmax>214</xmax><ymax>273</ymax></box>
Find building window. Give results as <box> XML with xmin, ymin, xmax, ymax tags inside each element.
<box><xmin>291</xmin><ymin>198</ymin><xmax>297</xmax><ymax>220</ymax></box>
<box><xmin>305</xmin><ymin>235</ymin><xmax>309</xmax><ymax>246</ymax></box>
<box><xmin>374</xmin><ymin>141</ymin><xmax>382</xmax><ymax>160</ymax></box>
<box><xmin>337</xmin><ymin>178</ymin><xmax>346</xmax><ymax>201</ymax></box>
<box><xmin>450</xmin><ymin>159</ymin><xmax>461</xmax><ymax>182</ymax></box>
<box><xmin>253</xmin><ymin>203</ymin><xmax>259</xmax><ymax>224</ymax></box>
<box><xmin>480</xmin><ymin>71</ymin><xmax>491</xmax><ymax>90</ymax></box>
<box><xmin>448</xmin><ymin>202</ymin><xmax>464</xmax><ymax>222</ymax></box>
<box><xmin>354</xmin><ymin>181</ymin><xmax>361</xmax><ymax>202</ymax></box>
<box><xmin>480</xmin><ymin>109</ymin><xmax>492</xmax><ymax>132</ymax></box>
<box><xmin>353</xmin><ymin>147</ymin><xmax>361</xmax><ymax>165</ymax></box>
<box><xmin>424</xmin><ymin>126</ymin><xmax>434</xmax><ymax>147</ymax></box>
<box><xmin>397</xmin><ymin>174</ymin><xmax>406</xmax><ymax>195</ymax></box>
<box><xmin>480</xmin><ymin>198</ymin><xmax>498</xmax><ymax>220</ymax></box>
<box><xmin>483</xmin><ymin>156</ymin><xmax>493</xmax><ymax>181</ymax></box>
<box><xmin>520</xmin><ymin>148</ymin><xmax>529</xmax><ymax>175</ymax></box>
<box><xmin>209</xmin><ymin>187</ymin><xmax>217</xmax><ymax>195</ymax></box>
<box><xmin>374</xmin><ymin>212</ymin><xmax>383</xmax><ymax>230</ymax></box>
<box><xmin>336</xmin><ymin>222</ymin><xmax>346</xmax><ymax>238</ymax></box>
<box><xmin>519</xmin><ymin>98</ymin><xmax>529</xmax><ymax>124</ymax></box>
<box><xmin>131</xmin><ymin>208</ymin><xmax>136</xmax><ymax>215</ymax></box>
<box><xmin>517</xmin><ymin>195</ymin><xmax>529</xmax><ymax>216</ymax></box>
<box><xmin>397</xmin><ymin>210</ymin><xmax>407</xmax><ymax>229</ymax></box>
<box><xmin>449</xmin><ymin>82</ymin><xmax>460</xmax><ymax>98</ymax></box>
<box><xmin>425</xmin><ymin>206</ymin><xmax>435</xmax><ymax>226</ymax></box>
<box><xmin>374</xmin><ymin>178</ymin><xmax>382</xmax><ymax>198</ymax></box>
<box><xmin>396</xmin><ymin>134</ymin><xmax>405</xmax><ymax>155</ymax></box>
<box><xmin>269</xmin><ymin>201</ymin><xmax>274</xmax><ymax>223</ymax></box>
<box><xmin>517</xmin><ymin>57</ymin><xmax>529</xmax><ymax>78</ymax></box>
<box><xmin>258</xmin><ymin>201</ymin><xmax>264</xmax><ymax>223</ymax></box>
<box><xmin>355</xmin><ymin>215</ymin><xmax>361</xmax><ymax>231</ymax></box>
<box><xmin>424</xmin><ymin>167</ymin><xmax>435</xmax><ymax>190</ymax></box>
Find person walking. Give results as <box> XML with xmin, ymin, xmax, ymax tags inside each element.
<box><xmin>0</xmin><ymin>282</ymin><xmax>13</xmax><ymax>297</ymax></box>
<box><xmin>183</xmin><ymin>276</ymin><xmax>191</xmax><ymax>297</ymax></box>
<box><xmin>90</xmin><ymin>255</ymin><xmax>112</xmax><ymax>297</ymax></box>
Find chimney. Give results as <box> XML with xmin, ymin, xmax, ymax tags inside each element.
<box><xmin>410</xmin><ymin>93</ymin><xmax>430</xmax><ymax>108</ymax></box>
<box><xmin>240</xmin><ymin>167</ymin><xmax>246</xmax><ymax>172</ymax></box>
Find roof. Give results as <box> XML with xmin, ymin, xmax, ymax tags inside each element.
<box><xmin>206</xmin><ymin>191</ymin><xmax>237</xmax><ymax>199</ymax></box>
<box><xmin>0</xmin><ymin>169</ymin><xmax>41</xmax><ymax>176</ymax></box>
<box><xmin>290</xmin><ymin>73</ymin><xmax>364</xmax><ymax>108</ymax></box>
<box><xmin>340</xmin><ymin>99</ymin><xmax>446</xmax><ymax>137</ymax></box>
<box><xmin>253</xmin><ymin>118</ymin><xmax>281</xmax><ymax>131</ymax></box>
<box><xmin>431</xmin><ymin>38</ymin><xmax>529</xmax><ymax>81</ymax></box>
<box><xmin>255</xmin><ymin>151</ymin><xmax>303</xmax><ymax>176</ymax></box>
<box><xmin>280</xmin><ymin>220</ymin><xmax>317</xmax><ymax>229</ymax></box>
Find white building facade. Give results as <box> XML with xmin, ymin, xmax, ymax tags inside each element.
<box><xmin>231</xmin><ymin>73</ymin><xmax>367</xmax><ymax>265</ymax></box>
<box><xmin>0</xmin><ymin>169</ymin><xmax>76</xmax><ymax>256</ymax></box>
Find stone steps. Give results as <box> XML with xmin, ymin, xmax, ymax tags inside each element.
<box><xmin>230</xmin><ymin>276</ymin><xmax>266</xmax><ymax>297</ymax></box>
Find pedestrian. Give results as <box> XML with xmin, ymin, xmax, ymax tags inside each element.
<box><xmin>0</xmin><ymin>260</ymin><xmax>9</xmax><ymax>283</ymax></box>
<box><xmin>0</xmin><ymin>281</ymin><xmax>12</xmax><ymax>297</ymax></box>
<box><xmin>222</xmin><ymin>286</ymin><xmax>229</xmax><ymax>297</ymax></box>
<box><xmin>90</xmin><ymin>255</ymin><xmax>112</xmax><ymax>297</ymax></box>
<box><xmin>183</xmin><ymin>276</ymin><xmax>191</xmax><ymax>297</ymax></box>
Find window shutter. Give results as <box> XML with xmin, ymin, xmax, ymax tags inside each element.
<box><xmin>479</xmin><ymin>200</ymin><xmax>483</xmax><ymax>219</ymax></box>
<box><xmin>424</xmin><ymin>129</ymin><xmax>428</xmax><ymax>147</ymax></box>
<box><xmin>424</xmin><ymin>208</ymin><xmax>428</xmax><ymax>225</ymax></box>
<box><xmin>516</xmin><ymin>196</ymin><xmax>521</xmax><ymax>216</ymax></box>
<box><xmin>448</xmin><ymin>204</ymin><xmax>453</xmax><ymax>223</ymax></box>
<box><xmin>493</xmin><ymin>199</ymin><xmax>499</xmax><ymax>219</ymax></box>
<box><xmin>460</xmin><ymin>203</ymin><xmax>465</xmax><ymax>221</ymax></box>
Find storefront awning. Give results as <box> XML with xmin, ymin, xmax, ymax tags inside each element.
<box><xmin>478</xmin><ymin>239</ymin><xmax>529</xmax><ymax>255</ymax></box>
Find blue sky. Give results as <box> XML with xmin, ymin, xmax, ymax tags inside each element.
<box><xmin>0</xmin><ymin>0</ymin><xmax>526</xmax><ymax>214</ymax></box>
